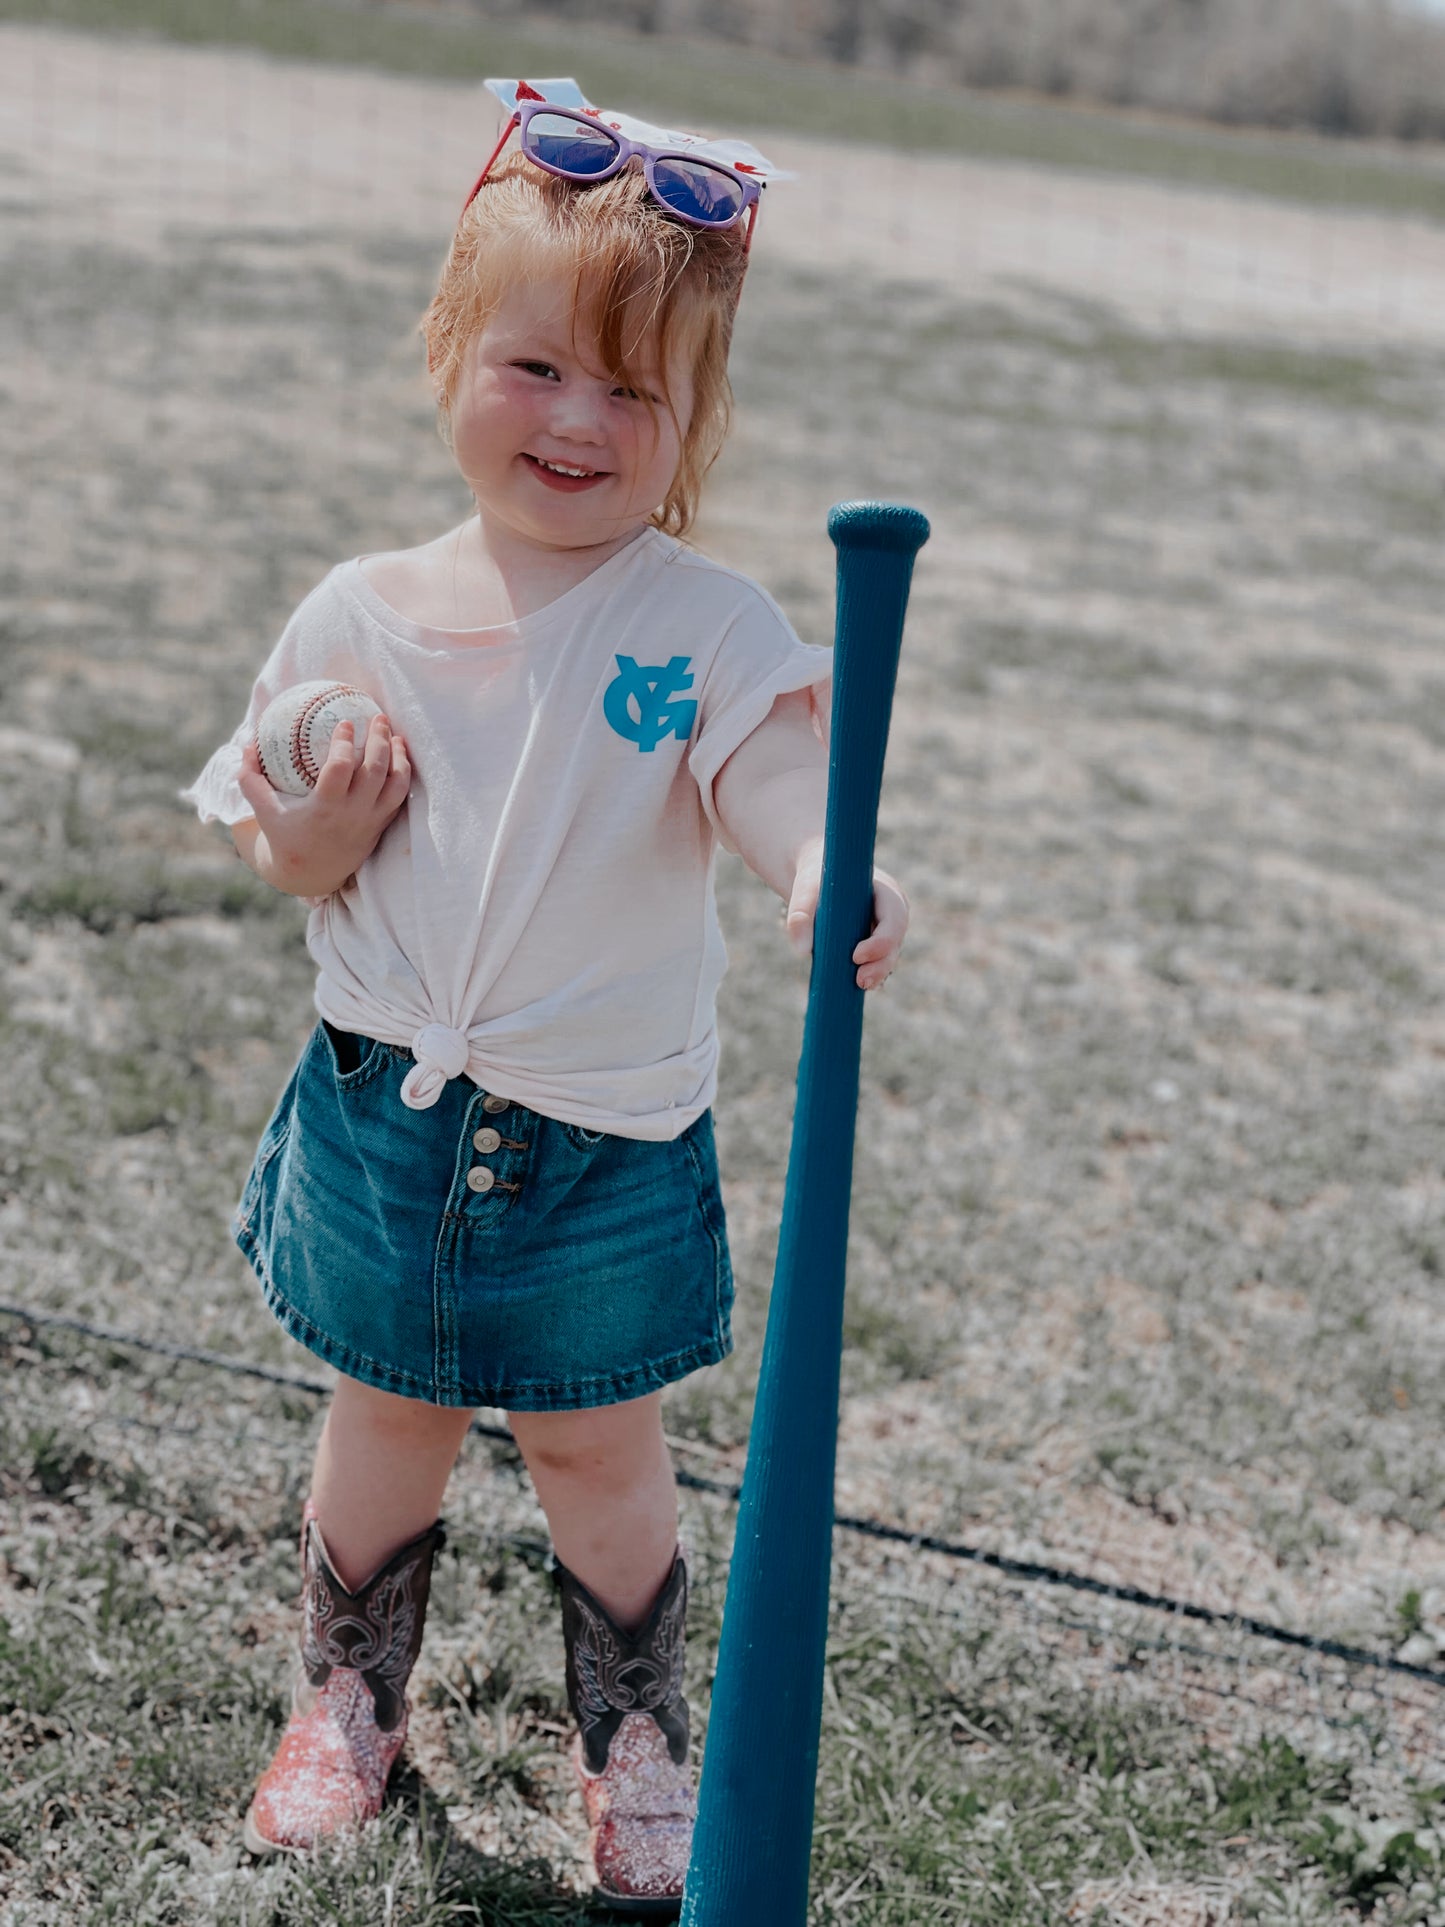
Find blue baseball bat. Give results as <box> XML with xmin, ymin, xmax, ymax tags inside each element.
<box><xmin>681</xmin><ymin>501</ymin><xmax>930</xmax><ymax>1925</ymax></box>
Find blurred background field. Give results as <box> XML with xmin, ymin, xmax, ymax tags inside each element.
<box><xmin>3</xmin><ymin>4</ymin><xmax>1445</xmax><ymax>1922</ymax></box>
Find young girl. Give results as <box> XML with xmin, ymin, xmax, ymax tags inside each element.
<box><xmin>181</xmin><ymin>79</ymin><xmax>908</xmax><ymax>1912</ymax></box>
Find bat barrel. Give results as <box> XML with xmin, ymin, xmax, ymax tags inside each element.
<box><xmin>682</xmin><ymin>502</ymin><xmax>929</xmax><ymax>1926</ymax></box>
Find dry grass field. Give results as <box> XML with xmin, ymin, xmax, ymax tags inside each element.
<box><xmin>3</xmin><ymin>15</ymin><xmax>1445</xmax><ymax>1925</ymax></box>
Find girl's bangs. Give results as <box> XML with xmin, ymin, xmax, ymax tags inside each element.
<box><xmin>492</xmin><ymin>186</ymin><xmax>703</xmax><ymax>400</ymax></box>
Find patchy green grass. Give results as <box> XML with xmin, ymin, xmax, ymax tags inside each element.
<box><xmin>9</xmin><ymin>0</ymin><xmax>1445</xmax><ymax>220</ymax></box>
<box><xmin>14</xmin><ymin>859</ymin><xmax>284</xmax><ymax>934</ymax></box>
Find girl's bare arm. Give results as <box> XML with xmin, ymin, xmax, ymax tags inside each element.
<box><xmin>713</xmin><ymin>689</ymin><xmax>908</xmax><ymax>991</ymax></box>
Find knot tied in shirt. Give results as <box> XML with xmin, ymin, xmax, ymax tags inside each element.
<box><xmin>399</xmin><ymin>1023</ymin><xmax>471</xmax><ymax>1110</ymax></box>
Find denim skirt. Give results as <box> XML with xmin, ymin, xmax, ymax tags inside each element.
<box><xmin>233</xmin><ymin>1019</ymin><xmax>734</xmax><ymax>1411</ymax></box>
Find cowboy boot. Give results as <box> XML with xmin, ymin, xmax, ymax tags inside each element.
<box><xmin>242</xmin><ymin>1497</ymin><xmax>447</xmax><ymax>1855</ymax></box>
<box><xmin>557</xmin><ymin>1547</ymin><xmax>696</xmax><ymax>1916</ymax></box>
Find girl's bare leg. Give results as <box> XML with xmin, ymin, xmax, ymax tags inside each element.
<box><xmin>310</xmin><ymin>1374</ymin><xmax>476</xmax><ymax>1590</ymax></box>
<box><xmin>508</xmin><ymin>1391</ymin><xmax>678</xmax><ymax>1631</ymax></box>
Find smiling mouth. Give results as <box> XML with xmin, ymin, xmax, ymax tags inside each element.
<box><xmin>523</xmin><ymin>453</ymin><xmax>610</xmax><ymax>490</ymax></box>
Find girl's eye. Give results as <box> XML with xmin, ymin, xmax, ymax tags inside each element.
<box><xmin>612</xmin><ymin>385</ymin><xmax>662</xmax><ymax>404</ymax></box>
<box><xmin>517</xmin><ymin>361</ymin><xmax>560</xmax><ymax>381</ymax></box>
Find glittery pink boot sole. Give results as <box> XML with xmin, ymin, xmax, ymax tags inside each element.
<box><xmin>243</xmin><ymin>1668</ymin><xmax>408</xmax><ymax>1855</ymax></box>
<box><xmin>572</xmin><ymin>1714</ymin><xmax>697</xmax><ymax>1913</ymax></box>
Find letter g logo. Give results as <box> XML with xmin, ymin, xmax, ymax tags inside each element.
<box><xmin>603</xmin><ymin>656</ymin><xmax>698</xmax><ymax>752</ymax></box>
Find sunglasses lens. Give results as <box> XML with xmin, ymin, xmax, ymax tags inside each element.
<box><xmin>649</xmin><ymin>158</ymin><xmax>746</xmax><ymax>226</ymax></box>
<box><xmin>524</xmin><ymin>111</ymin><xmax>618</xmax><ymax>177</ymax></box>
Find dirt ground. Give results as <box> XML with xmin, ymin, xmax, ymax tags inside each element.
<box><xmin>4</xmin><ymin>18</ymin><xmax>1445</xmax><ymax>1923</ymax></box>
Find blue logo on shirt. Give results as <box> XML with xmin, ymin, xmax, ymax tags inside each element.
<box><xmin>603</xmin><ymin>656</ymin><xmax>698</xmax><ymax>752</ymax></box>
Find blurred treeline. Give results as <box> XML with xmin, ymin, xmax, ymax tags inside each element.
<box><xmin>442</xmin><ymin>0</ymin><xmax>1445</xmax><ymax>141</ymax></box>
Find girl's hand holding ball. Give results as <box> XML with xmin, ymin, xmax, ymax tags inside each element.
<box><xmin>236</xmin><ymin>684</ymin><xmax>412</xmax><ymax>900</ymax></box>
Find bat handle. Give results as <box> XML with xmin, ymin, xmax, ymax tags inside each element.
<box><xmin>812</xmin><ymin>502</ymin><xmax>931</xmax><ymax>1014</ymax></box>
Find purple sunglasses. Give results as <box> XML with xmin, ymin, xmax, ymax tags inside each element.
<box><xmin>463</xmin><ymin>89</ymin><xmax>763</xmax><ymax>247</ymax></box>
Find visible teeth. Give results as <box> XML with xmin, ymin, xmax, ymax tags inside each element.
<box><xmin>537</xmin><ymin>458</ymin><xmax>595</xmax><ymax>477</ymax></box>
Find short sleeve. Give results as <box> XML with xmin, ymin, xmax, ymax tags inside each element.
<box><xmin>687</xmin><ymin>589</ymin><xmax>833</xmax><ymax>856</ymax></box>
<box><xmin>176</xmin><ymin>574</ymin><xmax>338</xmax><ymax>828</ymax></box>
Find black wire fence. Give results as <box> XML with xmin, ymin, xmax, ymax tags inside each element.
<box><xmin>4</xmin><ymin>1298</ymin><xmax>1444</xmax><ymax>1695</ymax></box>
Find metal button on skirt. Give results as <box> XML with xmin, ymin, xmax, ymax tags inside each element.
<box><xmin>233</xmin><ymin>1021</ymin><xmax>734</xmax><ymax>1411</ymax></box>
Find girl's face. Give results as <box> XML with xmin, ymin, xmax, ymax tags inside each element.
<box><xmin>447</xmin><ymin>273</ymin><xmax>694</xmax><ymax>555</ymax></box>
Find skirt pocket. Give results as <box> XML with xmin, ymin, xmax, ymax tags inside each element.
<box><xmin>232</xmin><ymin>1041</ymin><xmax>308</xmax><ymax>1243</ymax></box>
<box><xmin>233</xmin><ymin>1105</ymin><xmax>293</xmax><ymax>1249</ymax></box>
<box><xmin>320</xmin><ymin>1018</ymin><xmax>398</xmax><ymax>1091</ymax></box>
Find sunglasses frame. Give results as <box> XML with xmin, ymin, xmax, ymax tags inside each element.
<box><xmin>463</xmin><ymin>100</ymin><xmax>762</xmax><ymax>248</ymax></box>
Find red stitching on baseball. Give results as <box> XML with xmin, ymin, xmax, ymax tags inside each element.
<box><xmin>292</xmin><ymin>685</ymin><xmax>364</xmax><ymax>787</ymax></box>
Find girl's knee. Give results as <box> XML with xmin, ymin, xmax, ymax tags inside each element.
<box><xmin>509</xmin><ymin>1393</ymin><xmax>667</xmax><ymax>1480</ymax></box>
<box><xmin>329</xmin><ymin>1373</ymin><xmax>474</xmax><ymax>1443</ymax></box>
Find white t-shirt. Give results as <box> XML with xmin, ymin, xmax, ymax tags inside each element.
<box><xmin>180</xmin><ymin>527</ymin><xmax>833</xmax><ymax>1140</ymax></box>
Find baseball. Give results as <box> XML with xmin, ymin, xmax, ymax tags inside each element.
<box><xmin>255</xmin><ymin>681</ymin><xmax>384</xmax><ymax>795</ymax></box>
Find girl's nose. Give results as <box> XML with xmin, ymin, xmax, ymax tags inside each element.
<box><xmin>546</xmin><ymin>382</ymin><xmax>609</xmax><ymax>443</ymax></box>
